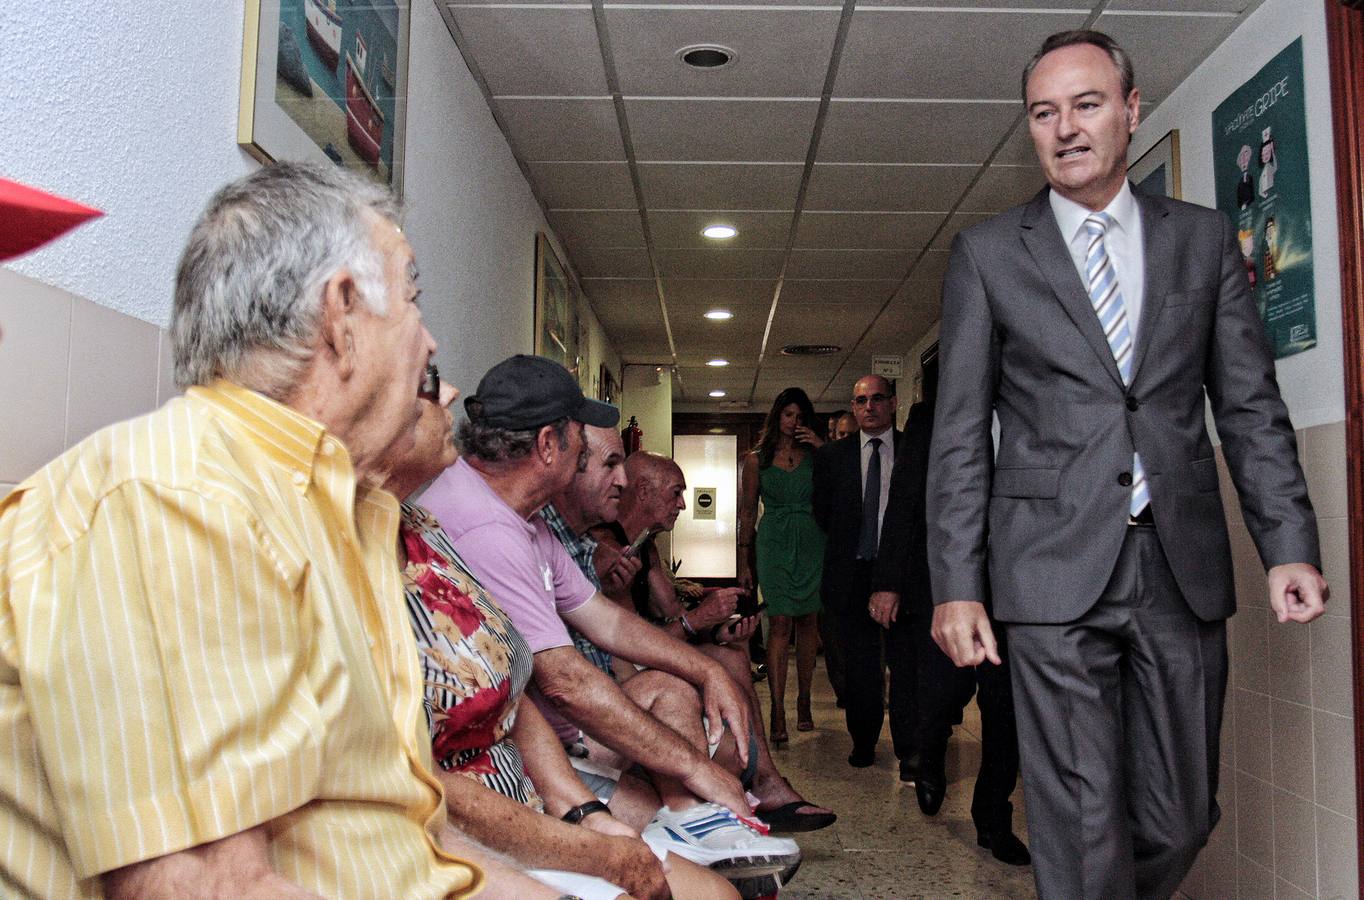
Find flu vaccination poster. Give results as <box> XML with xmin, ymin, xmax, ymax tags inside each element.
<box><xmin>1212</xmin><ymin>37</ymin><xmax>1316</xmax><ymax>359</ymax></box>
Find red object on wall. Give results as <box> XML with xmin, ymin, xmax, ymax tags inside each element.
<box><xmin>621</xmin><ymin>415</ymin><xmax>643</xmax><ymax>456</ymax></box>
<box><xmin>0</xmin><ymin>179</ymin><xmax>102</xmax><ymax>261</ymax></box>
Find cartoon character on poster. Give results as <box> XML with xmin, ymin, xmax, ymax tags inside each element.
<box><xmin>1236</xmin><ymin>145</ymin><xmax>1255</xmax><ymax>209</ymax></box>
<box><xmin>1258</xmin><ymin>127</ymin><xmax>1278</xmax><ymax>199</ymax></box>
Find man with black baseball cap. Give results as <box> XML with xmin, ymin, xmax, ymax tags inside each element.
<box><xmin>420</xmin><ymin>355</ymin><xmax>802</xmax><ymax>897</ymax></box>
<box><xmin>464</xmin><ymin>354</ymin><xmax>620</xmax><ymax>431</ymax></box>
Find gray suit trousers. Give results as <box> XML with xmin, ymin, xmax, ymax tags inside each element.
<box><xmin>1007</xmin><ymin>525</ymin><xmax>1227</xmax><ymax>900</ymax></box>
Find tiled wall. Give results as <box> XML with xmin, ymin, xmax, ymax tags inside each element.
<box><xmin>1180</xmin><ymin>422</ymin><xmax>1357</xmax><ymax>899</ymax></box>
<box><xmin>0</xmin><ymin>267</ymin><xmax>177</xmax><ymax>496</ymax></box>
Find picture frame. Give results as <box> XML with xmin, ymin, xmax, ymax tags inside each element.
<box><xmin>599</xmin><ymin>364</ymin><xmax>618</xmax><ymax>405</ymax></box>
<box><xmin>1130</xmin><ymin>128</ymin><xmax>1181</xmax><ymax>200</ymax></box>
<box><xmin>238</xmin><ymin>0</ymin><xmax>410</xmax><ymax>194</ymax></box>
<box><xmin>534</xmin><ymin>233</ymin><xmax>580</xmax><ymax>375</ymax></box>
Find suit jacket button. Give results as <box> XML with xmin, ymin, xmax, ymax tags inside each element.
<box><xmin>1118</xmin><ymin>472</ymin><xmax>1133</xmax><ymax>486</ymax></box>
<box><xmin>1126</xmin><ymin>396</ymin><xmax>1139</xmax><ymax>411</ymax></box>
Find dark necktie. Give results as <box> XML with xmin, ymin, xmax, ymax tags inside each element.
<box><xmin>858</xmin><ymin>437</ymin><xmax>882</xmax><ymax>560</ymax></box>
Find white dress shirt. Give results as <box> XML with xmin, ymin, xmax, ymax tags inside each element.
<box><xmin>1049</xmin><ymin>180</ymin><xmax>1147</xmax><ymax>341</ymax></box>
<box><xmin>859</xmin><ymin>427</ymin><xmax>894</xmax><ymax>547</ymax></box>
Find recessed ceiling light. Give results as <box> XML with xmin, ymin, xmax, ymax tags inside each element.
<box><xmin>678</xmin><ymin>44</ymin><xmax>735</xmax><ymax>70</ymax></box>
<box><xmin>709</xmin><ymin>390</ymin><xmax>726</xmax><ymax>398</ymax></box>
<box><xmin>702</xmin><ymin>224</ymin><xmax>737</xmax><ymax>240</ymax></box>
<box><xmin>704</xmin><ymin>309</ymin><xmax>733</xmax><ymax>321</ymax></box>
<box><xmin>706</xmin><ymin>358</ymin><xmax>729</xmax><ymax>367</ymax></box>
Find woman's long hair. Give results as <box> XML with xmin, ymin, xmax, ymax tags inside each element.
<box><xmin>754</xmin><ymin>387</ymin><xmax>820</xmax><ymax>469</ymax></box>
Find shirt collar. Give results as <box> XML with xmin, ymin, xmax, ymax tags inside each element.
<box><xmin>189</xmin><ymin>379</ymin><xmax>336</xmax><ymax>483</ymax></box>
<box><xmin>860</xmin><ymin>428</ymin><xmax>891</xmax><ymax>449</ymax></box>
<box><xmin>1048</xmin><ymin>179</ymin><xmax>1138</xmax><ymax>246</ymax></box>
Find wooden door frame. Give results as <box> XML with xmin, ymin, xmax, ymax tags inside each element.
<box><xmin>1324</xmin><ymin>0</ymin><xmax>1364</xmax><ymax>874</ymax></box>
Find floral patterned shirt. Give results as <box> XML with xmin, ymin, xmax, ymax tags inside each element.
<box><xmin>400</xmin><ymin>502</ymin><xmax>542</xmax><ymax>810</ymax></box>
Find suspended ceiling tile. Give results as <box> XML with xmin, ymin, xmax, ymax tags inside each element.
<box><xmin>818</xmin><ymin>101</ymin><xmax>1021</xmax><ymax>165</ymax></box>
<box><xmin>448</xmin><ymin>6</ymin><xmax>607</xmax><ymax>97</ymax></box>
<box><xmin>654</xmin><ymin>247</ymin><xmax>787</xmax><ymax>279</ymax></box>
<box><xmin>910</xmin><ymin>250</ymin><xmax>953</xmax><ymax>281</ymax></box>
<box><xmin>1106</xmin><ymin>0</ymin><xmax>1260</xmax><ymax>11</ymax></box>
<box><xmin>958</xmin><ymin>165</ymin><xmax>1046</xmax><ymax>213</ymax></box>
<box><xmin>781</xmin><ymin>279</ymin><xmax>900</xmax><ymax>306</ymax></box>
<box><xmin>786</xmin><ymin>248</ymin><xmax>911</xmax><ymax>280</ymax></box>
<box><xmin>496</xmin><ymin>98</ymin><xmax>624</xmax><ymax>161</ymax></box>
<box><xmin>857</xmin><ymin>0</ymin><xmax>1087</xmax><ymax>6</ymax></box>
<box><xmin>767</xmin><ymin>311</ymin><xmax>871</xmax><ymax>353</ymax></box>
<box><xmin>1095</xmin><ymin>11</ymin><xmax>1241</xmax><ymax>106</ymax></box>
<box><xmin>625</xmin><ymin>99</ymin><xmax>820</xmax><ymax>162</ymax></box>
<box><xmin>836</xmin><ymin>8</ymin><xmax>1088</xmax><ymax>100</ymax></box>
<box><xmin>995</xmin><ymin>123</ymin><xmax>1043</xmax><ymax>166</ymax></box>
<box><xmin>663</xmin><ymin>278</ymin><xmax>776</xmax><ymax>310</ymax></box>
<box><xmin>794</xmin><ymin>212</ymin><xmax>945</xmax><ymax>250</ymax></box>
<box><xmin>547</xmin><ymin>210</ymin><xmax>646</xmax><ymax>248</ymax></box>
<box><xmin>804</xmin><ymin>164</ymin><xmax>978</xmax><ymax>212</ymax></box>
<box><xmin>605</xmin><ymin>7</ymin><xmax>842</xmax><ymax>99</ymax></box>
<box><xmin>570</xmin><ymin>248</ymin><xmax>655</xmax><ymax>279</ymax></box>
<box><xmin>648</xmin><ymin>210</ymin><xmax>793</xmax><ymax>250</ymax></box>
<box><xmin>639</xmin><ymin>162</ymin><xmax>802</xmax><ymax>209</ymax></box>
<box><xmin>932</xmin><ymin>212</ymin><xmax>998</xmax><ymax>250</ymax></box>
<box><xmin>531</xmin><ymin>162</ymin><xmax>637</xmax><ymax>209</ymax></box>
<box><xmin>616</xmin><ymin>334</ymin><xmax>676</xmax><ymax>362</ymax></box>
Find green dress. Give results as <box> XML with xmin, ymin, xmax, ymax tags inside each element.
<box><xmin>755</xmin><ymin>455</ymin><xmax>825</xmax><ymax>616</ymax></box>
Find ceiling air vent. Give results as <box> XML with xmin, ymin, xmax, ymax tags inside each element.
<box><xmin>719</xmin><ymin>400</ymin><xmax>750</xmax><ymax>411</ymax></box>
<box><xmin>780</xmin><ymin>344</ymin><xmax>841</xmax><ymax>356</ymax></box>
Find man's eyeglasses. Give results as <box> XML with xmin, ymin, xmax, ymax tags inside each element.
<box><xmin>852</xmin><ymin>393</ymin><xmax>890</xmax><ymax>407</ymax></box>
<box><xmin>419</xmin><ymin>363</ymin><xmax>440</xmax><ymax>401</ymax></box>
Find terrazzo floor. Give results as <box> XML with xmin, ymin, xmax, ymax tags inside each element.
<box><xmin>760</xmin><ymin>657</ymin><xmax>1038</xmax><ymax>899</ymax></box>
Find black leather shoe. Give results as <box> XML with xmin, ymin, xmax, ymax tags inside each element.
<box><xmin>977</xmin><ymin>828</ymin><xmax>1031</xmax><ymax>866</ymax></box>
<box><xmin>898</xmin><ymin>759</ymin><xmax>918</xmax><ymax>784</ymax></box>
<box><xmin>914</xmin><ymin>776</ymin><xmax>945</xmax><ymax>816</ymax></box>
<box><xmin>847</xmin><ymin>747</ymin><xmax>876</xmax><ymax>768</ymax></box>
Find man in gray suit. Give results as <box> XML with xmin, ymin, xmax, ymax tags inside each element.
<box><xmin>926</xmin><ymin>30</ymin><xmax>1329</xmax><ymax>900</ymax></box>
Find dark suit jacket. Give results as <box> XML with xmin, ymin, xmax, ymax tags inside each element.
<box><xmin>813</xmin><ymin>429</ymin><xmax>901</xmax><ymax>588</ymax></box>
<box><xmin>870</xmin><ymin>402</ymin><xmax>934</xmax><ymax>620</ymax></box>
<box><xmin>927</xmin><ymin>186</ymin><xmax>1319</xmax><ymax>624</ymax></box>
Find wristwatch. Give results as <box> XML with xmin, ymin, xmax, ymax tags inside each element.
<box><xmin>561</xmin><ymin>799</ymin><xmax>611</xmax><ymax>824</ymax></box>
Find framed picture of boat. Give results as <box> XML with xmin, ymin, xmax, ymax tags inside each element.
<box><xmin>534</xmin><ymin>233</ymin><xmax>580</xmax><ymax>376</ymax></box>
<box><xmin>239</xmin><ymin>0</ymin><xmax>410</xmax><ymax>194</ymax></box>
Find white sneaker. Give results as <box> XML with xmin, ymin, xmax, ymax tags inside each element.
<box><xmin>641</xmin><ymin>803</ymin><xmax>802</xmax><ymax>897</ymax></box>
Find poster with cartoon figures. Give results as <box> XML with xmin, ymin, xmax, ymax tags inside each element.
<box><xmin>1212</xmin><ymin>38</ymin><xmax>1316</xmax><ymax>359</ymax></box>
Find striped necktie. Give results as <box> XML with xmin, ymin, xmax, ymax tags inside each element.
<box><xmin>1084</xmin><ymin>212</ymin><xmax>1149</xmax><ymax>517</ymax></box>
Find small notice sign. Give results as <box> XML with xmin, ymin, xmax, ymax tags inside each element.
<box><xmin>872</xmin><ymin>355</ymin><xmax>903</xmax><ymax>378</ymax></box>
<box><xmin>693</xmin><ymin>487</ymin><xmax>717</xmax><ymax>521</ymax></box>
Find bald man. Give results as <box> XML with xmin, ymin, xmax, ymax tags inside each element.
<box><xmin>812</xmin><ymin>375</ymin><xmax>915</xmax><ymax>775</ymax></box>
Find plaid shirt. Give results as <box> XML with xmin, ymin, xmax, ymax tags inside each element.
<box><xmin>538</xmin><ymin>504</ymin><xmax>616</xmax><ymax>677</ymax></box>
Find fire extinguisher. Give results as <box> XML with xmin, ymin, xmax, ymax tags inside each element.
<box><xmin>621</xmin><ymin>416</ymin><xmax>643</xmax><ymax>456</ymax></box>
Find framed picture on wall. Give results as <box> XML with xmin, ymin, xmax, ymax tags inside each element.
<box><xmin>238</xmin><ymin>0</ymin><xmax>410</xmax><ymax>194</ymax></box>
<box><xmin>599</xmin><ymin>364</ymin><xmax>618</xmax><ymax>405</ymax></box>
<box><xmin>1129</xmin><ymin>129</ymin><xmax>1181</xmax><ymax>199</ymax></box>
<box><xmin>534</xmin><ymin>233</ymin><xmax>579</xmax><ymax>375</ymax></box>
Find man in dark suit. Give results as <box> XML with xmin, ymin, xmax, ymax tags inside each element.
<box><xmin>870</xmin><ymin>363</ymin><xmax>1027</xmax><ymax>866</ymax></box>
<box><xmin>812</xmin><ymin>374</ymin><xmax>914</xmax><ymax>772</ymax></box>
<box><xmin>927</xmin><ymin>30</ymin><xmax>1328</xmax><ymax>900</ymax></box>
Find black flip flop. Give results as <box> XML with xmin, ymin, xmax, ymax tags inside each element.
<box><xmin>756</xmin><ymin>801</ymin><xmax>837</xmax><ymax>833</ymax></box>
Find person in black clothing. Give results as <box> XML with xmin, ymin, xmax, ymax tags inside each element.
<box><xmin>869</xmin><ymin>361</ymin><xmax>1030</xmax><ymax>867</ymax></box>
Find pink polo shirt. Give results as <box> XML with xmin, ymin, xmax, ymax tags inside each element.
<box><xmin>420</xmin><ymin>457</ymin><xmax>596</xmax><ymax>741</ymax></box>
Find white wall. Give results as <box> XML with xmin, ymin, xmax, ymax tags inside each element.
<box><xmin>1132</xmin><ymin>0</ymin><xmax>1344</xmax><ymax>431</ymax></box>
<box><xmin>0</xmin><ymin>4</ymin><xmax>258</xmax><ymax>326</ymax></box>
<box><xmin>0</xmin><ymin>0</ymin><xmax>616</xmax><ymax>400</ymax></box>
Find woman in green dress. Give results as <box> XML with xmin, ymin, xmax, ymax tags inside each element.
<box><xmin>738</xmin><ymin>387</ymin><xmax>826</xmax><ymax>745</ymax></box>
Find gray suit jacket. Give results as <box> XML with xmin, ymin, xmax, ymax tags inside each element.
<box><xmin>926</xmin><ymin>186</ymin><xmax>1319</xmax><ymax>624</ymax></box>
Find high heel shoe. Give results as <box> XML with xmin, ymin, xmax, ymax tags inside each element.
<box><xmin>796</xmin><ymin>695</ymin><xmax>813</xmax><ymax>732</ymax></box>
<box><xmin>769</xmin><ymin>710</ymin><xmax>789</xmax><ymax>746</ymax></box>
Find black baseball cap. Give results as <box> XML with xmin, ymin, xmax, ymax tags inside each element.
<box><xmin>466</xmin><ymin>355</ymin><xmax>620</xmax><ymax>430</ymax></box>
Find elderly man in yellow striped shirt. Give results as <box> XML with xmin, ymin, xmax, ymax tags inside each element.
<box><xmin>0</xmin><ymin>164</ymin><xmax>508</xmax><ymax>899</ymax></box>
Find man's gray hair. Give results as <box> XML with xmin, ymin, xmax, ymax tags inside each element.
<box><xmin>171</xmin><ymin>161</ymin><xmax>401</xmax><ymax>397</ymax></box>
<box><xmin>457</xmin><ymin>416</ymin><xmax>573</xmax><ymax>464</ymax></box>
<box><xmin>1021</xmin><ymin>29</ymin><xmax>1135</xmax><ymax>104</ymax></box>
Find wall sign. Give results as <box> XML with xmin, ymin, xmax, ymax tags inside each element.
<box><xmin>1212</xmin><ymin>37</ymin><xmax>1316</xmax><ymax>359</ymax></box>
<box><xmin>693</xmin><ymin>487</ymin><xmax>716</xmax><ymax>521</ymax></box>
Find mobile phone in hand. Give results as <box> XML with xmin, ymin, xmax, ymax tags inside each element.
<box><xmin>623</xmin><ymin>527</ymin><xmax>653</xmax><ymax>558</ymax></box>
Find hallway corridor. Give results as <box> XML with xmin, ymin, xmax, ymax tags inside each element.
<box><xmin>759</xmin><ymin>657</ymin><xmax>1036</xmax><ymax>899</ymax></box>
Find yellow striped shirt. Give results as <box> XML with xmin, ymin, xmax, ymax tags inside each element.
<box><xmin>0</xmin><ymin>381</ymin><xmax>482</xmax><ymax>898</ymax></box>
